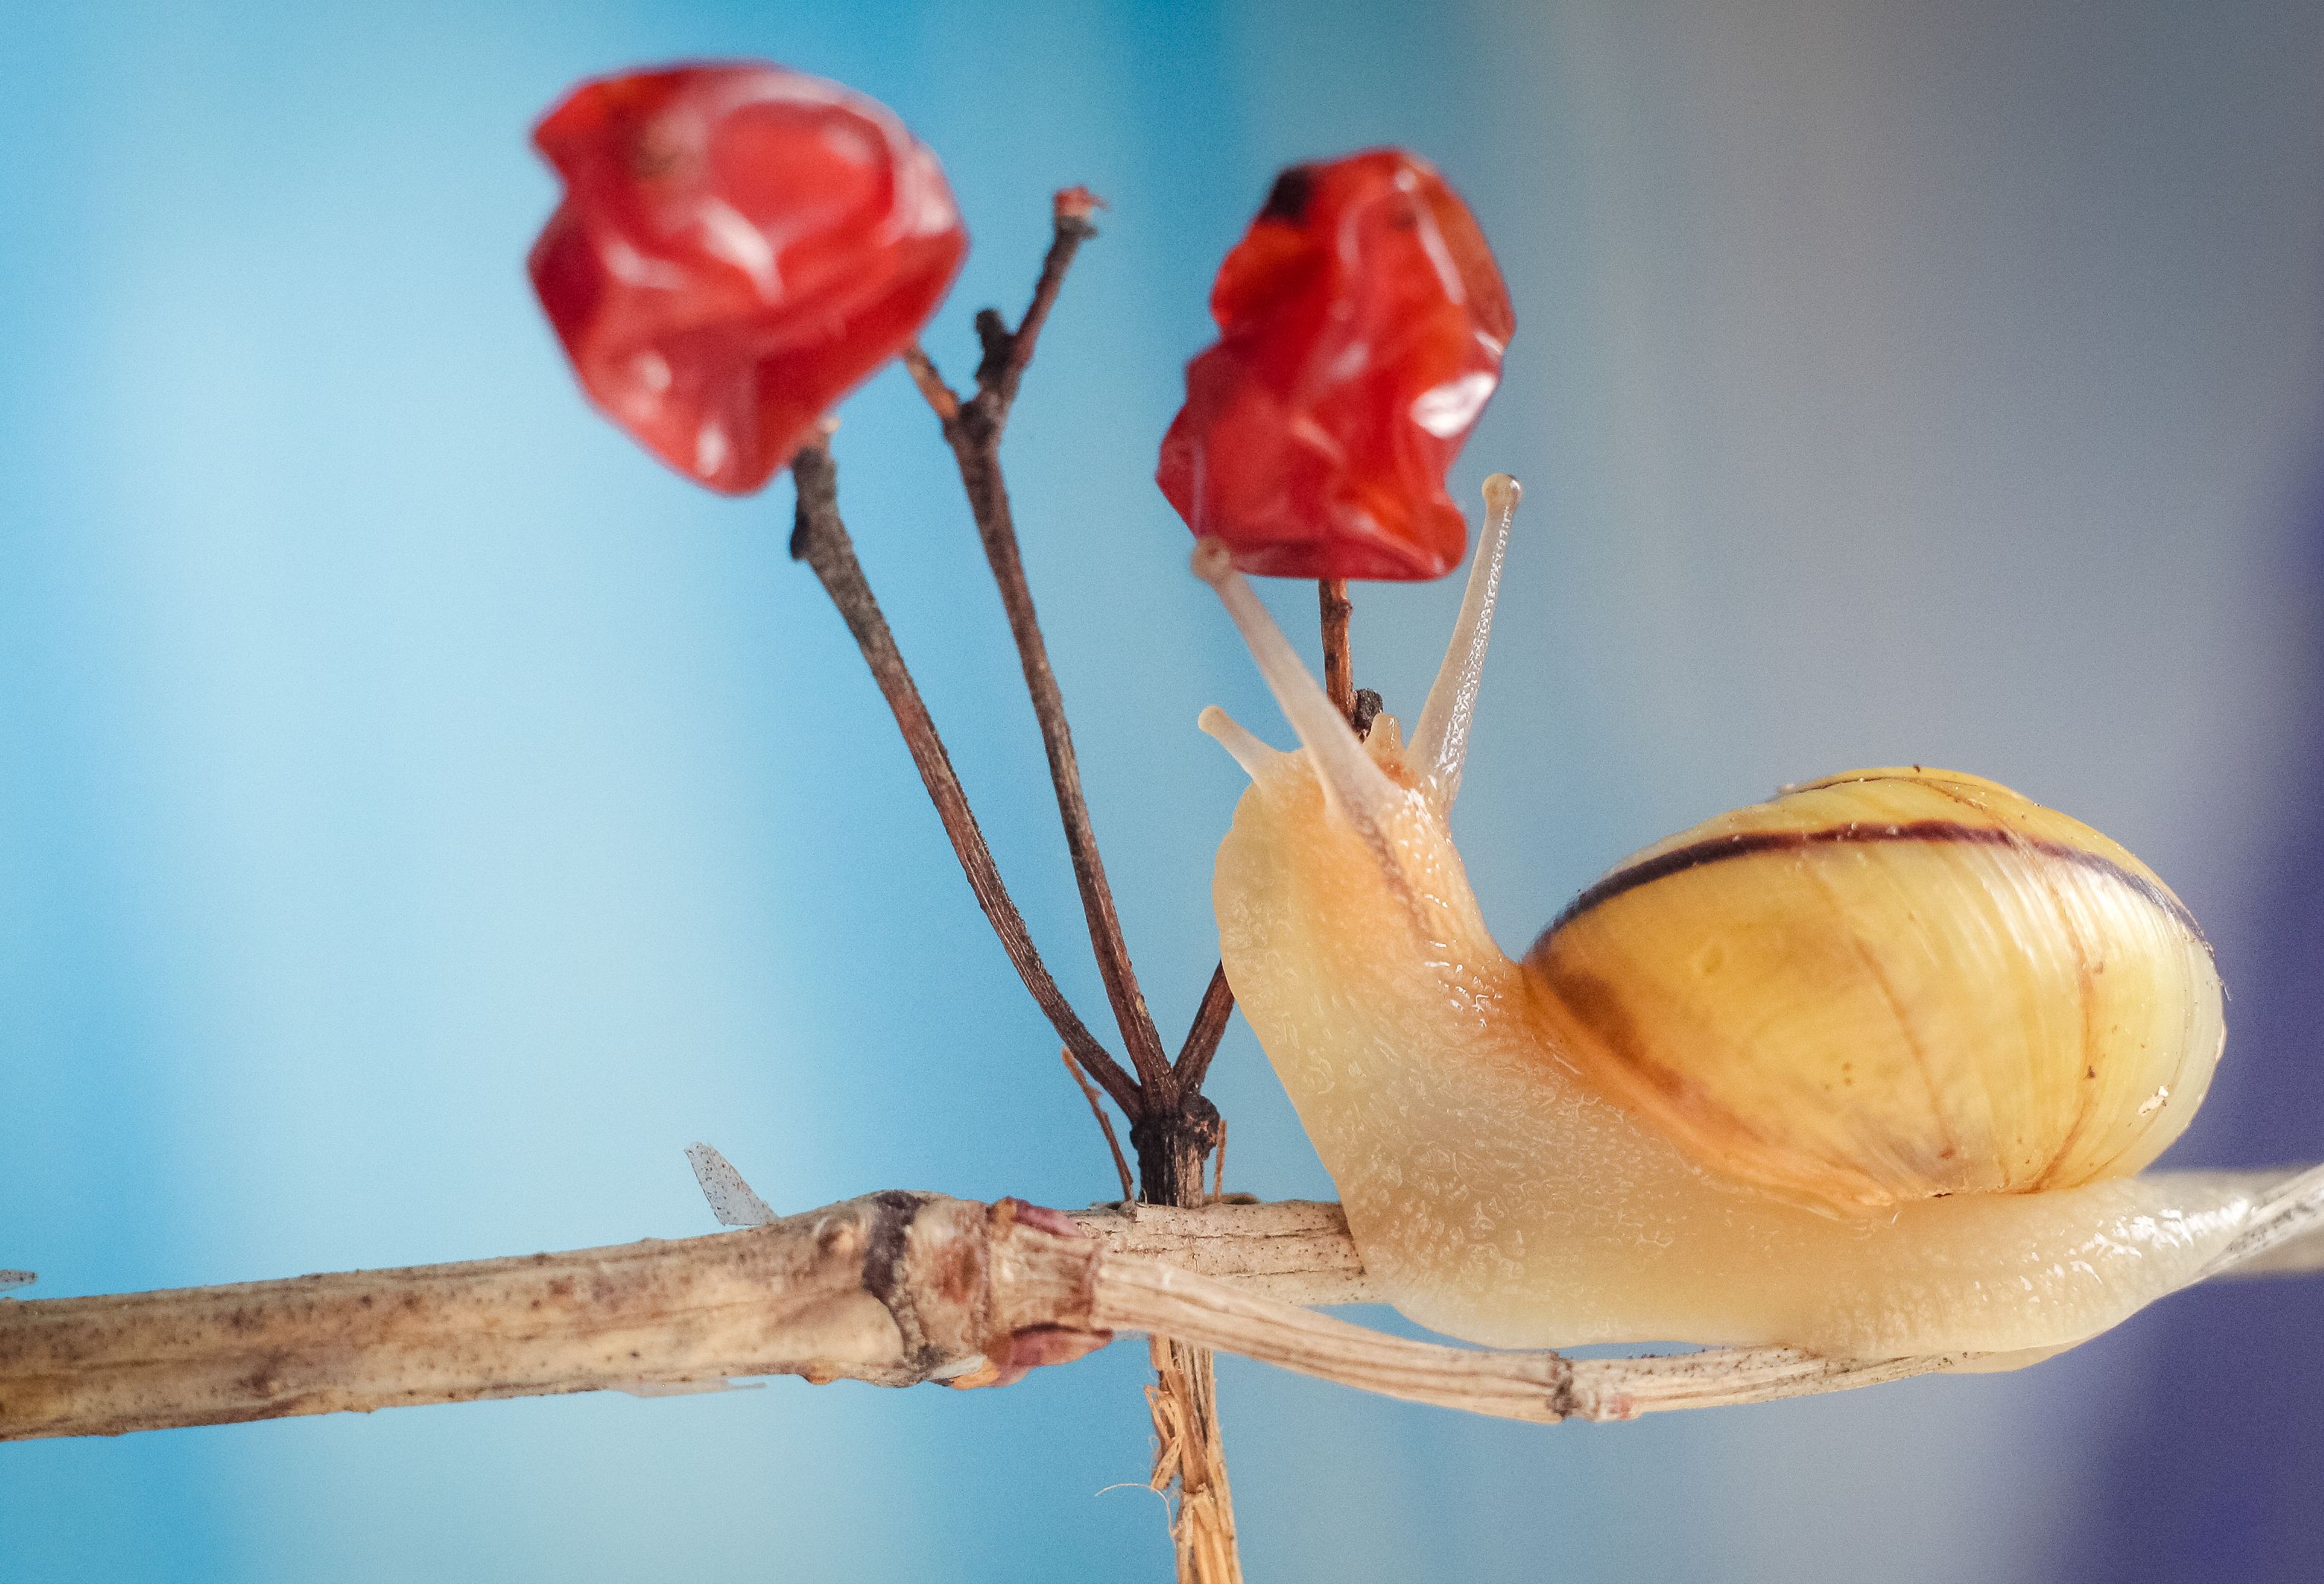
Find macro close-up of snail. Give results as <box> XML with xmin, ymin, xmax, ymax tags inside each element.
<box><xmin>1196</xmin><ymin>474</ymin><xmax>2256</xmax><ymax>1367</ymax></box>
<box><xmin>8</xmin><ymin>16</ymin><xmax>2323</xmax><ymax>1583</ymax></box>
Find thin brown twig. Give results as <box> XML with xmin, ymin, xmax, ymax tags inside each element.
<box><xmin>898</xmin><ymin>345</ymin><xmax>959</xmax><ymax>423</ymax></box>
<box><xmin>907</xmin><ymin>193</ymin><xmax>1176</xmax><ymax>1099</ymax></box>
<box><xmin>1318</xmin><ymin>578</ymin><xmax>1354</xmax><ymax>721</ymax></box>
<box><xmin>1173</xmin><ymin>963</ymin><xmax>1236</xmax><ymax>1091</ymax></box>
<box><xmin>1063</xmin><ymin>1049</ymin><xmax>1136</xmax><ymax>1201</ymax></box>
<box><xmin>787</xmin><ymin>438</ymin><xmax>1141</xmax><ymax>1116</ymax></box>
<box><xmin>983</xmin><ymin>185</ymin><xmax>1103</xmax><ymax>409</ymax></box>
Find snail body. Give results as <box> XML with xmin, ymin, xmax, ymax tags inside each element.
<box><xmin>1195</xmin><ymin>478</ymin><xmax>2260</xmax><ymax>1363</ymax></box>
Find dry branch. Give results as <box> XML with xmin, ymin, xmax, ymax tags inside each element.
<box><xmin>787</xmin><ymin>440</ymin><xmax>1139</xmax><ymax>1113</ymax></box>
<box><xmin>0</xmin><ymin>1194</ymin><xmax>1106</xmax><ymax>1442</ymax></box>
<box><xmin>6</xmin><ymin>1171</ymin><xmax>2319</xmax><ymax>1444</ymax></box>
<box><xmin>904</xmin><ymin>195</ymin><xmax>1178</xmax><ymax>1102</ymax></box>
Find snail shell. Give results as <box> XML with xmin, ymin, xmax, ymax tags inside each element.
<box><xmin>1525</xmin><ymin>767</ymin><xmax>2224</xmax><ymax>1218</ymax></box>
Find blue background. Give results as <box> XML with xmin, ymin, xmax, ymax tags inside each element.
<box><xmin>3</xmin><ymin>2</ymin><xmax>2320</xmax><ymax>1579</ymax></box>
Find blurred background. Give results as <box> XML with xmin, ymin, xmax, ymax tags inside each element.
<box><xmin>3</xmin><ymin>1</ymin><xmax>2320</xmax><ymax>1579</ymax></box>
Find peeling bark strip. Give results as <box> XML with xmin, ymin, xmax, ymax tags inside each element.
<box><xmin>1078</xmin><ymin>1199</ymin><xmax>1369</xmax><ymax>1306</ymax></box>
<box><xmin>4</xmin><ymin>1174</ymin><xmax>2319</xmax><ymax>1444</ymax></box>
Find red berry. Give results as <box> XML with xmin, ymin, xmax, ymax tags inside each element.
<box><xmin>529</xmin><ymin>62</ymin><xmax>967</xmax><ymax>495</ymax></box>
<box><xmin>1157</xmin><ymin>150</ymin><xmax>1512</xmax><ymax>580</ymax></box>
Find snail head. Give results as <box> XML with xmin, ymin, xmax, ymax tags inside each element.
<box><xmin>1193</xmin><ymin>477</ymin><xmax>1521</xmax><ymax>956</ymax></box>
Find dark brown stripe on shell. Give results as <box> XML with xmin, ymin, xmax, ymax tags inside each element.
<box><xmin>1545</xmin><ymin>819</ymin><xmax>2205</xmax><ymax>942</ymax></box>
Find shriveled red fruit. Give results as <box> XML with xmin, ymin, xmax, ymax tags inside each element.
<box><xmin>529</xmin><ymin>62</ymin><xmax>967</xmax><ymax>494</ymax></box>
<box><xmin>1157</xmin><ymin>150</ymin><xmax>1512</xmax><ymax>580</ymax></box>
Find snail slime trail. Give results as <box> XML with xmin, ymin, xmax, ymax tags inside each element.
<box><xmin>1197</xmin><ymin>477</ymin><xmax>2260</xmax><ymax>1364</ymax></box>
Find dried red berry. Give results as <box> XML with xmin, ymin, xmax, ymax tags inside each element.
<box><xmin>529</xmin><ymin>62</ymin><xmax>968</xmax><ymax>494</ymax></box>
<box><xmin>1157</xmin><ymin>150</ymin><xmax>1513</xmax><ymax>580</ymax></box>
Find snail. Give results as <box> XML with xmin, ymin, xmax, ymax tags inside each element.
<box><xmin>1193</xmin><ymin>475</ymin><xmax>2271</xmax><ymax>1365</ymax></box>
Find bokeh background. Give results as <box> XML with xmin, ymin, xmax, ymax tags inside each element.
<box><xmin>4</xmin><ymin>2</ymin><xmax>2320</xmax><ymax>1579</ymax></box>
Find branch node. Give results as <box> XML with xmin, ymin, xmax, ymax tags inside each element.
<box><xmin>973</xmin><ymin>307</ymin><xmax>1014</xmax><ymax>390</ymax></box>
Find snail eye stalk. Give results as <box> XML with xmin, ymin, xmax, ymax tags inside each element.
<box><xmin>1411</xmin><ymin>474</ymin><xmax>1520</xmax><ymax>807</ymax></box>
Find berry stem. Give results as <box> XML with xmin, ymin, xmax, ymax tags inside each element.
<box><xmin>787</xmin><ymin>437</ymin><xmax>1141</xmax><ymax>1116</ymax></box>
<box><xmin>1319</xmin><ymin>578</ymin><xmax>1355</xmax><ymax>721</ymax></box>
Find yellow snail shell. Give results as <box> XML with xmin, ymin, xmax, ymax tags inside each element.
<box><xmin>1528</xmin><ymin>766</ymin><xmax>2224</xmax><ymax>1218</ymax></box>
<box><xmin>1193</xmin><ymin>477</ymin><xmax>2264</xmax><ymax>1364</ymax></box>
